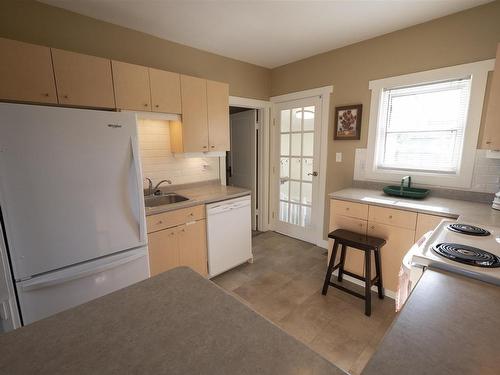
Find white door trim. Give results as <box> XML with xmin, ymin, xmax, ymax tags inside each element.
<box><xmin>228</xmin><ymin>96</ymin><xmax>272</xmax><ymax>232</ymax></box>
<box><xmin>270</xmin><ymin>86</ymin><xmax>333</xmax><ymax>247</ymax></box>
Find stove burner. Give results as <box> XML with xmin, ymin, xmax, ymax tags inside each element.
<box><xmin>447</xmin><ymin>223</ymin><xmax>490</xmax><ymax>236</ymax></box>
<box><xmin>433</xmin><ymin>243</ymin><xmax>500</xmax><ymax>268</ymax></box>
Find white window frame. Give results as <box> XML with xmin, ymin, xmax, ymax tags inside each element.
<box><xmin>365</xmin><ymin>59</ymin><xmax>494</xmax><ymax>188</ymax></box>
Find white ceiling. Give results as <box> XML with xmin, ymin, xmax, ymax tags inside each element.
<box><xmin>40</xmin><ymin>0</ymin><xmax>492</xmax><ymax>68</ymax></box>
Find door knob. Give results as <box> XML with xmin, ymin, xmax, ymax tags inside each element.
<box><xmin>307</xmin><ymin>171</ymin><xmax>318</xmax><ymax>177</ymax></box>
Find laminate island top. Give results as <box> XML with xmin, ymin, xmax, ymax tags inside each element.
<box><xmin>330</xmin><ymin>188</ymin><xmax>500</xmax><ymax>227</ymax></box>
<box><xmin>146</xmin><ymin>181</ymin><xmax>251</xmax><ymax>216</ymax></box>
<box><xmin>0</xmin><ymin>267</ymin><xmax>345</xmax><ymax>375</ymax></box>
<box><xmin>362</xmin><ymin>269</ymin><xmax>500</xmax><ymax>375</ymax></box>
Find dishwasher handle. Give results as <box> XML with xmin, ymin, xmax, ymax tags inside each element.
<box><xmin>207</xmin><ymin>199</ymin><xmax>250</xmax><ymax>215</ymax></box>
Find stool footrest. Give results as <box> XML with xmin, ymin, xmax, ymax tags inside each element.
<box><xmin>342</xmin><ymin>270</ymin><xmax>365</xmax><ymax>282</ymax></box>
<box><xmin>328</xmin><ymin>282</ymin><xmax>365</xmax><ymax>300</ymax></box>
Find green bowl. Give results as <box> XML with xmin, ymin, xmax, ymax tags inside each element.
<box><xmin>383</xmin><ymin>186</ymin><xmax>430</xmax><ymax>199</ymax></box>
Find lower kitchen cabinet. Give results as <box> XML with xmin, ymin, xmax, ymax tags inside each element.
<box><xmin>178</xmin><ymin>220</ymin><xmax>208</xmax><ymax>276</ymax></box>
<box><xmin>147</xmin><ymin>209</ymin><xmax>208</xmax><ymax>277</ymax></box>
<box><xmin>367</xmin><ymin>221</ymin><xmax>416</xmax><ymax>292</ymax></box>
<box><xmin>148</xmin><ymin>227</ymin><xmax>179</xmax><ymax>276</ymax></box>
<box><xmin>329</xmin><ymin>199</ymin><xmax>447</xmax><ymax>293</ymax></box>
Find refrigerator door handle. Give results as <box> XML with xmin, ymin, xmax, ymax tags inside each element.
<box><xmin>19</xmin><ymin>251</ymin><xmax>147</xmax><ymax>292</ymax></box>
<box><xmin>130</xmin><ymin>136</ymin><xmax>146</xmax><ymax>243</ymax></box>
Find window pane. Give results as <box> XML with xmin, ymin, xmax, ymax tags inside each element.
<box><xmin>301</xmin><ymin>206</ymin><xmax>311</xmax><ymax>227</ymax></box>
<box><xmin>280</xmin><ymin>157</ymin><xmax>289</xmax><ymax>178</ymax></box>
<box><xmin>280</xmin><ymin>109</ymin><xmax>290</xmax><ymax>132</ymax></box>
<box><xmin>289</xmin><ymin>203</ymin><xmax>300</xmax><ymax>225</ymax></box>
<box><xmin>290</xmin><ymin>157</ymin><xmax>301</xmax><ymax>180</ymax></box>
<box><xmin>290</xmin><ymin>181</ymin><xmax>300</xmax><ymax>203</ymax></box>
<box><xmin>291</xmin><ymin>108</ymin><xmax>302</xmax><ymax>131</ymax></box>
<box><xmin>279</xmin><ymin>201</ymin><xmax>289</xmax><ymax>222</ymax></box>
<box><xmin>280</xmin><ymin>181</ymin><xmax>289</xmax><ymax>201</ymax></box>
<box><xmin>303</xmin><ymin>106</ymin><xmax>315</xmax><ymax>131</ymax></box>
<box><xmin>291</xmin><ymin>133</ymin><xmax>301</xmax><ymax>156</ymax></box>
<box><xmin>302</xmin><ymin>158</ymin><xmax>313</xmax><ymax>181</ymax></box>
<box><xmin>378</xmin><ymin>77</ymin><xmax>471</xmax><ymax>173</ymax></box>
<box><xmin>301</xmin><ymin>182</ymin><xmax>312</xmax><ymax>205</ymax></box>
<box><xmin>280</xmin><ymin>134</ymin><xmax>290</xmax><ymax>156</ymax></box>
<box><xmin>303</xmin><ymin>132</ymin><xmax>313</xmax><ymax>157</ymax></box>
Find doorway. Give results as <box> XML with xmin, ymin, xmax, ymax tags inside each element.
<box><xmin>227</xmin><ymin>107</ymin><xmax>259</xmax><ymax>230</ymax></box>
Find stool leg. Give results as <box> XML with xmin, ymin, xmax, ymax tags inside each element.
<box><xmin>322</xmin><ymin>241</ymin><xmax>339</xmax><ymax>295</ymax></box>
<box><xmin>337</xmin><ymin>245</ymin><xmax>346</xmax><ymax>282</ymax></box>
<box><xmin>374</xmin><ymin>248</ymin><xmax>384</xmax><ymax>299</ymax></box>
<box><xmin>364</xmin><ymin>250</ymin><xmax>371</xmax><ymax>316</ymax></box>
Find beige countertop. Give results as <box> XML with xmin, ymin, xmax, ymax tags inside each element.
<box><xmin>145</xmin><ymin>183</ymin><xmax>251</xmax><ymax>216</ymax></box>
<box><xmin>362</xmin><ymin>269</ymin><xmax>500</xmax><ymax>375</ymax></box>
<box><xmin>0</xmin><ymin>268</ymin><xmax>344</xmax><ymax>375</ymax></box>
<box><xmin>330</xmin><ymin>188</ymin><xmax>500</xmax><ymax>227</ymax></box>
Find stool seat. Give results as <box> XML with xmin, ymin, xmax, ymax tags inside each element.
<box><xmin>322</xmin><ymin>229</ymin><xmax>386</xmax><ymax>316</ymax></box>
<box><xmin>328</xmin><ymin>229</ymin><xmax>386</xmax><ymax>251</ymax></box>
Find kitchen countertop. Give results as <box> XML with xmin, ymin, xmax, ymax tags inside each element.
<box><xmin>146</xmin><ymin>183</ymin><xmax>251</xmax><ymax>216</ymax></box>
<box><xmin>0</xmin><ymin>267</ymin><xmax>345</xmax><ymax>375</ymax></box>
<box><xmin>362</xmin><ymin>269</ymin><xmax>500</xmax><ymax>375</ymax></box>
<box><xmin>330</xmin><ymin>188</ymin><xmax>500</xmax><ymax>227</ymax></box>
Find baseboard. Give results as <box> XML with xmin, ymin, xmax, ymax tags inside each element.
<box><xmin>317</xmin><ymin>239</ymin><xmax>329</xmax><ymax>249</ymax></box>
<box><xmin>331</xmin><ymin>270</ymin><xmax>396</xmax><ymax>300</ymax></box>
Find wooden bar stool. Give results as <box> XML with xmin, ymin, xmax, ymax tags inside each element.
<box><xmin>322</xmin><ymin>229</ymin><xmax>386</xmax><ymax>316</ymax></box>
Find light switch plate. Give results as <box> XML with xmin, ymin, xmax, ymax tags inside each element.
<box><xmin>336</xmin><ymin>152</ymin><xmax>342</xmax><ymax>162</ymax></box>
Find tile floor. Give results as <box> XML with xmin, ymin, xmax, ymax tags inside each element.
<box><xmin>212</xmin><ymin>231</ymin><xmax>396</xmax><ymax>374</ymax></box>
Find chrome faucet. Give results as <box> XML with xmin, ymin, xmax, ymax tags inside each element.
<box><xmin>400</xmin><ymin>176</ymin><xmax>411</xmax><ymax>193</ymax></box>
<box><xmin>144</xmin><ymin>178</ymin><xmax>153</xmax><ymax>197</ymax></box>
<box><xmin>153</xmin><ymin>179</ymin><xmax>172</xmax><ymax>195</ymax></box>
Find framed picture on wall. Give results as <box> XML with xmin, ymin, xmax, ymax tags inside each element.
<box><xmin>334</xmin><ymin>104</ymin><xmax>362</xmax><ymax>140</ymax></box>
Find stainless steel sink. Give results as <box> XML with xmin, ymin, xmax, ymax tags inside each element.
<box><xmin>145</xmin><ymin>193</ymin><xmax>189</xmax><ymax>207</ymax></box>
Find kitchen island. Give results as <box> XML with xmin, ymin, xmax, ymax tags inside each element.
<box><xmin>0</xmin><ymin>267</ymin><xmax>345</xmax><ymax>375</ymax></box>
<box><xmin>362</xmin><ymin>269</ymin><xmax>500</xmax><ymax>375</ymax></box>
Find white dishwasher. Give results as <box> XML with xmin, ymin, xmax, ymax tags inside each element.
<box><xmin>206</xmin><ymin>195</ymin><xmax>253</xmax><ymax>278</ymax></box>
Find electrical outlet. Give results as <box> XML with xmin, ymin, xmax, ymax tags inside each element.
<box><xmin>336</xmin><ymin>152</ymin><xmax>342</xmax><ymax>162</ymax></box>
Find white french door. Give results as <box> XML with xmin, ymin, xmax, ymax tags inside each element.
<box><xmin>273</xmin><ymin>97</ymin><xmax>322</xmax><ymax>243</ymax></box>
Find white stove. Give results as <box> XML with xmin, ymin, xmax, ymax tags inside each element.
<box><xmin>412</xmin><ymin>220</ymin><xmax>500</xmax><ymax>286</ymax></box>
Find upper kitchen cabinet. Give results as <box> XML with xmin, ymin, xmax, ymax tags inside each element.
<box><xmin>149</xmin><ymin>68</ymin><xmax>182</xmax><ymax>114</ymax></box>
<box><xmin>51</xmin><ymin>49</ymin><xmax>115</xmax><ymax>108</ymax></box>
<box><xmin>207</xmin><ymin>80</ymin><xmax>230</xmax><ymax>151</ymax></box>
<box><xmin>112</xmin><ymin>60</ymin><xmax>151</xmax><ymax>112</ymax></box>
<box><xmin>0</xmin><ymin>37</ymin><xmax>57</xmax><ymax>104</ymax></box>
<box><xmin>178</xmin><ymin>75</ymin><xmax>209</xmax><ymax>152</ymax></box>
<box><xmin>482</xmin><ymin>43</ymin><xmax>500</xmax><ymax>150</ymax></box>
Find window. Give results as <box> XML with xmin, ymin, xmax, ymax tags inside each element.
<box><xmin>376</xmin><ymin>78</ymin><xmax>471</xmax><ymax>174</ymax></box>
<box><xmin>365</xmin><ymin>60</ymin><xmax>494</xmax><ymax>188</ymax></box>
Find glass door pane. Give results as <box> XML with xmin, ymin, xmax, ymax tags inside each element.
<box><xmin>277</xmin><ymin>104</ymin><xmax>316</xmax><ymax>229</ymax></box>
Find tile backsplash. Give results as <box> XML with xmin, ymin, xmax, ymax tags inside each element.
<box><xmin>354</xmin><ymin>148</ymin><xmax>500</xmax><ymax>193</ymax></box>
<box><xmin>138</xmin><ymin>119</ymin><xmax>220</xmax><ymax>188</ymax></box>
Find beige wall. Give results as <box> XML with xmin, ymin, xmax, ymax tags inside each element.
<box><xmin>0</xmin><ymin>0</ymin><xmax>270</xmax><ymax>100</ymax></box>
<box><xmin>271</xmin><ymin>1</ymin><xmax>500</xmax><ymax>237</ymax></box>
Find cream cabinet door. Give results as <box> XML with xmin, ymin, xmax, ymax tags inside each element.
<box><xmin>328</xmin><ymin>214</ymin><xmax>367</xmax><ymax>276</ymax></box>
<box><xmin>148</xmin><ymin>227</ymin><xmax>179</xmax><ymax>277</ymax></box>
<box><xmin>178</xmin><ymin>220</ymin><xmax>208</xmax><ymax>276</ymax></box>
<box><xmin>482</xmin><ymin>43</ymin><xmax>500</xmax><ymax>150</ymax></box>
<box><xmin>149</xmin><ymin>68</ymin><xmax>182</xmax><ymax>114</ymax></box>
<box><xmin>180</xmin><ymin>75</ymin><xmax>209</xmax><ymax>152</ymax></box>
<box><xmin>52</xmin><ymin>49</ymin><xmax>115</xmax><ymax>108</ymax></box>
<box><xmin>415</xmin><ymin>213</ymin><xmax>445</xmax><ymax>242</ymax></box>
<box><xmin>207</xmin><ymin>80</ymin><xmax>230</xmax><ymax>151</ymax></box>
<box><xmin>0</xmin><ymin>37</ymin><xmax>57</xmax><ymax>104</ymax></box>
<box><xmin>367</xmin><ymin>221</ymin><xmax>415</xmax><ymax>292</ymax></box>
<box><xmin>112</xmin><ymin>60</ymin><xmax>151</xmax><ymax>111</ymax></box>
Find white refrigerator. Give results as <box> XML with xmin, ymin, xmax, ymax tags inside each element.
<box><xmin>0</xmin><ymin>103</ymin><xmax>149</xmax><ymax>327</ymax></box>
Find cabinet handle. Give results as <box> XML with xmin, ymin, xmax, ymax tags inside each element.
<box><xmin>144</xmin><ymin>103</ymin><xmax>148</xmax><ymax>107</ymax></box>
<box><xmin>371</xmin><ymin>225</ymin><xmax>375</xmax><ymax>229</ymax></box>
<box><xmin>359</xmin><ymin>223</ymin><xmax>363</xmax><ymax>227</ymax></box>
<box><xmin>155</xmin><ymin>104</ymin><xmax>159</xmax><ymax>108</ymax></box>
<box><xmin>157</xmin><ymin>220</ymin><xmax>163</xmax><ymax>225</ymax></box>
<box><xmin>43</xmin><ymin>93</ymin><xmax>50</xmax><ymax>97</ymax></box>
<box><xmin>388</xmin><ymin>215</ymin><xmax>393</xmax><ymax>219</ymax></box>
<box><xmin>203</xmin><ymin>146</ymin><xmax>208</xmax><ymax>149</ymax></box>
<box><xmin>211</xmin><ymin>145</ymin><xmax>215</xmax><ymax>149</ymax></box>
<box><xmin>345</xmin><ymin>207</ymin><xmax>350</xmax><ymax>211</ymax></box>
<box><xmin>486</xmin><ymin>141</ymin><xmax>492</xmax><ymax>145</ymax></box>
<box><xmin>63</xmin><ymin>95</ymin><xmax>69</xmax><ymax>99</ymax></box>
